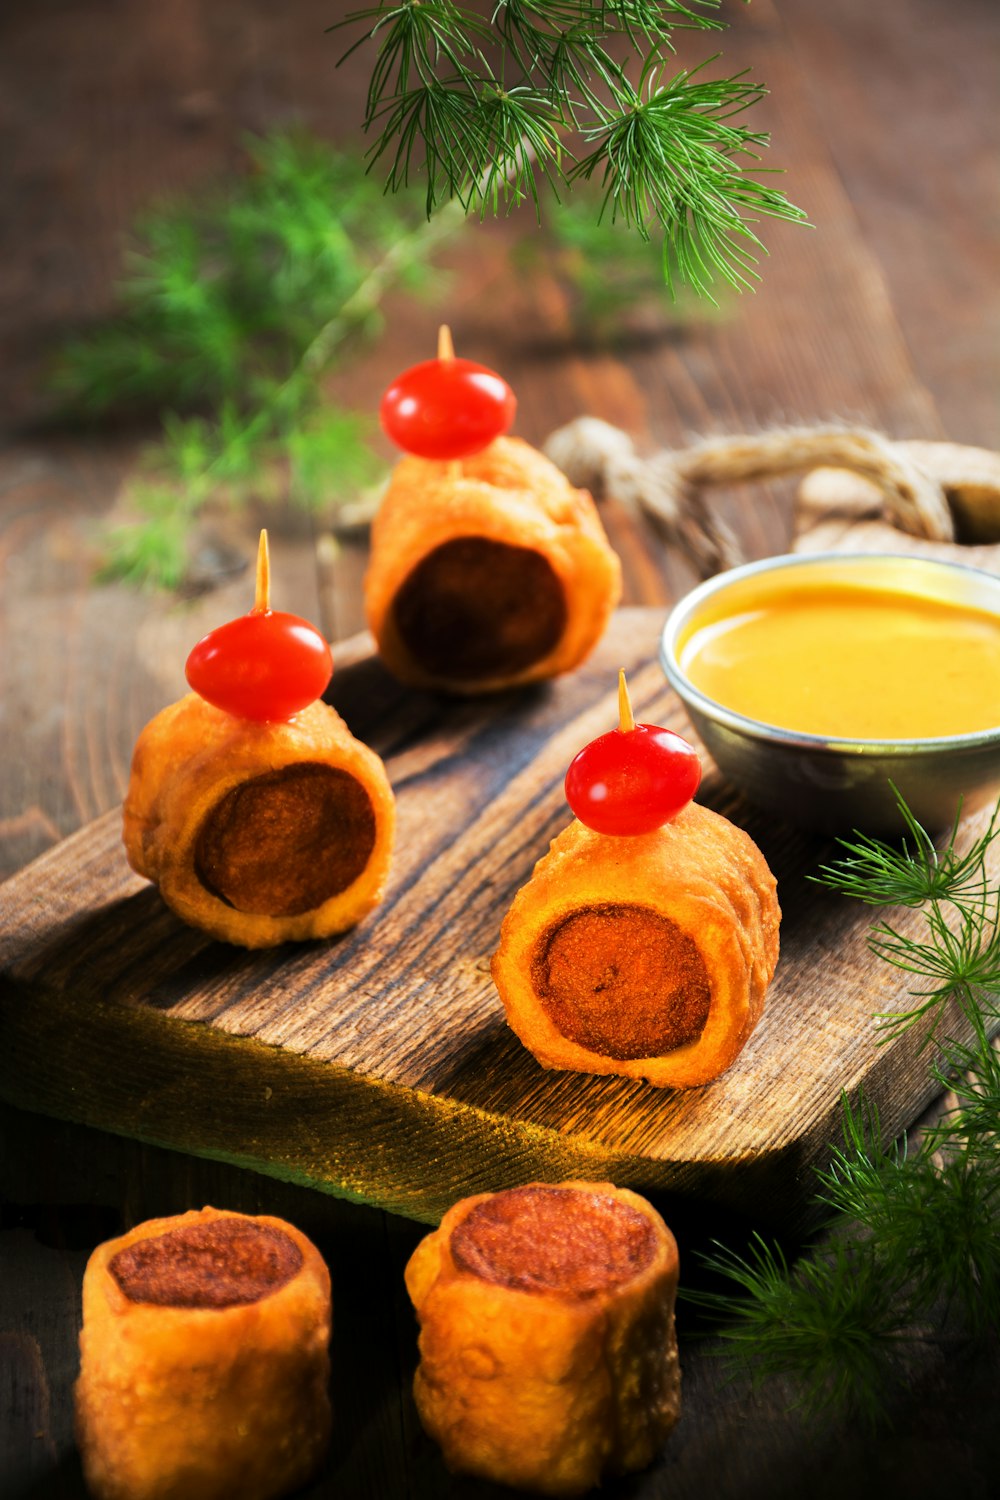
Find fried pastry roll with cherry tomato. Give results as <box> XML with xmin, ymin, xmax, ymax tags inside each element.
<box><xmin>405</xmin><ymin>1180</ymin><xmax>681</xmax><ymax>1497</ymax></box>
<box><xmin>123</xmin><ymin>694</ymin><xmax>395</xmax><ymax>948</ymax></box>
<box><xmin>364</xmin><ymin>436</ymin><xmax>622</xmax><ymax>694</ymax></box>
<box><xmin>75</xmin><ymin>1206</ymin><xmax>331</xmax><ymax>1500</ymax></box>
<box><xmin>492</xmin><ymin>803</ymin><xmax>780</xmax><ymax>1088</ymax></box>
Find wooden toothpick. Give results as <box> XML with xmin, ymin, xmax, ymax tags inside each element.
<box><xmin>618</xmin><ymin>669</ymin><xmax>635</xmax><ymax>733</ymax></box>
<box><xmin>254</xmin><ymin>529</ymin><xmax>271</xmax><ymax>613</ymax></box>
<box><xmin>437</xmin><ymin>324</ymin><xmax>463</xmax><ymax>481</ymax></box>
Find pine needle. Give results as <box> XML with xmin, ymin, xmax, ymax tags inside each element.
<box><xmin>689</xmin><ymin>1234</ymin><xmax>911</xmax><ymax>1427</ymax></box>
<box><xmin>814</xmin><ymin>785</ymin><xmax>998</xmax><ymax>909</ymax></box>
<box><xmin>333</xmin><ymin>0</ymin><xmax>805</xmax><ymax>298</ymax></box>
<box><xmin>54</xmin><ymin>130</ymin><xmax>460</xmax><ymax>588</ymax></box>
<box><xmin>688</xmin><ymin>790</ymin><xmax>1000</xmax><ymax>1426</ymax></box>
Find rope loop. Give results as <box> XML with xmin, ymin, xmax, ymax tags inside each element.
<box><xmin>544</xmin><ymin>419</ymin><xmax>957</xmax><ymax>580</ymax></box>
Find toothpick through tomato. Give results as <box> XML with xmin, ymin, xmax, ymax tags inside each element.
<box><xmin>564</xmin><ymin>670</ymin><xmax>701</xmax><ymax>835</ymax></box>
<box><xmin>185</xmin><ymin>530</ymin><xmax>333</xmax><ymax>722</ymax></box>
<box><xmin>379</xmin><ymin>324</ymin><xmax>516</xmax><ymax>460</ymax></box>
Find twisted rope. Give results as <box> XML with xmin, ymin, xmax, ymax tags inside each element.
<box><xmin>544</xmin><ymin>419</ymin><xmax>956</xmax><ymax>579</ymax></box>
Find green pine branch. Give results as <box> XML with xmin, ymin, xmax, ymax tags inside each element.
<box><xmin>687</xmin><ymin>793</ymin><xmax>1000</xmax><ymax>1428</ymax></box>
<box><xmin>53</xmin><ymin>131</ymin><xmax>462</xmax><ymax>588</ymax></box>
<box><xmin>688</xmin><ymin>1231</ymin><xmax>914</xmax><ymax>1423</ymax></box>
<box><xmin>55</xmin><ymin>115</ymin><xmax>740</xmax><ymax>590</ymax></box>
<box><xmin>332</xmin><ymin>1</ymin><xmax>805</xmax><ymax>298</ymax></box>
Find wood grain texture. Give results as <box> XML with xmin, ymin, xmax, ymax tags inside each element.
<box><xmin>2</xmin><ymin>2</ymin><xmax>999</xmax><ymax>1495</ymax></box>
<box><xmin>778</xmin><ymin>0</ymin><xmax>1000</xmax><ymax>454</ymax></box>
<box><xmin>3</xmin><ymin>608</ymin><xmax>997</xmax><ymax>1228</ymax></box>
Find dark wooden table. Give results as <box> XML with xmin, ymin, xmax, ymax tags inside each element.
<box><xmin>2</xmin><ymin>2</ymin><xmax>998</xmax><ymax>1496</ymax></box>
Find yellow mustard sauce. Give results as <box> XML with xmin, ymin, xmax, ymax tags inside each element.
<box><xmin>679</xmin><ymin>580</ymin><xmax>1000</xmax><ymax>740</ymax></box>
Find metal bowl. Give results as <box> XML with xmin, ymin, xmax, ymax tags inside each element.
<box><xmin>659</xmin><ymin>552</ymin><xmax>1000</xmax><ymax>835</ymax></box>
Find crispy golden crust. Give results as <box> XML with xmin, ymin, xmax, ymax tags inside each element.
<box><xmin>74</xmin><ymin>1207</ymin><xmax>331</xmax><ymax>1500</ymax></box>
<box><xmin>492</xmin><ymin>804</ymin><xmax>780</xmax><ymax>1088</ymax></box>
<box><xmin>123</xmin><ymin>694</ymin><xmax>395</xmax><ymax>947</ymax></box>
<box><xmin>405</xmin><ymin>1181</ymin><xmax>681</xmax><ymax>1497</ymax></box>
<box><xmin>365</xmin><ymin>436</ymin><xmax>622</xmax><ymax>693</ymax></box>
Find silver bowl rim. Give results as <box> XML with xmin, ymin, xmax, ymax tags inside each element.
<box><xmin>659</xmin><ymin>550</ymin><xmax>1000</xmax><ymax>756</ymax></box>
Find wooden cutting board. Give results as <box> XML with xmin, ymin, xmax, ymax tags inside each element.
<box><xmin>1</xmin><ymin>596</ymin><xmax>996</xmax><ymax>1229</ymax></box>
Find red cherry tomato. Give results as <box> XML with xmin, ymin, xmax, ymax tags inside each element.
<box><xmin>185</xmin><ymin>610</ymin><xmax>333</xmax><ymax>722</ymax></box>
<box><xmin>380</xmin><ymin>356</ymin><xmax>516</xmax><ymax>459</ymax></box>
<box><xmin>564</xmin><ymin>723</ymin><xmax>702</xmax><ymax>836</ymax></box>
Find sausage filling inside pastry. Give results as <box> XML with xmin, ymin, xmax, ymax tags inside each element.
<box><xmin>492</xmin><ymin>805</ymin><xmax>780</xmax><ymax>1088</ymax></box>
<box><xmin>75</xmin><ymin>1206</ymin><xmax>332</xmax><ymax>1500</ymax></box>
<box><xmin>124</xmin><ymin>695</ymin><xmax>395</xmax><ymax>948</ymax></box>
<box><xmin>448</xmin><ymin>1183</ymin><xmax>657</xmax><ymax>1297</ymax></box>
<box><xmin>108</xmin><ymin>1218</ymin><xmax>304</xmax><ymax>1309</ymax></box>
<box><xmin>405</xmin><ymin>1180</ymin><xmax>682</xmax><ymax>1497</ymax></box>
<box><xmin>364</xmin><ymin>436</ymin><xmax>622</xmax><ymax>694</ymax></box>
<box><xmin>531</xmin><ymin>904</ymin><xmax>712</xmax><ymax>1061</ymax></box>
<box><xmin>391</xmin><ymin>536</ymin><xmax>568</xmax><ymax>681</ymax></box>
<box><xmin>193</xmin><ymin>762</ymin><xmax>376</xmax><ymax>917</ymax></box>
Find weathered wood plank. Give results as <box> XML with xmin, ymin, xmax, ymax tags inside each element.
<box><xmin>778</xmin><ymin>0</ymin><xmax>1000</xmax><ymax>452</ymax></box>
<box><xmin>3</xmin><ymin>605</ymin><xmax>996</xmax><ymax>1227</ymax></box>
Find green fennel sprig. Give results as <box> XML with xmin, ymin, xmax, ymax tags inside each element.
<box><xmin>818</xmin><ymin>1096</ymin><xmax>1000</xmax><ymax>1339</ymax></box>
<box><xmin>333</xmin><ymin>1</ymin><xmax>805</xmax><ymax>299</ymax></box>
<box><xmin>815</xmin><ymin>786</ymin><xmax>999</xmax><ymax>909</ymax></box>
<box><xmin>688</xmin><ymin>1231</ymin><xmax>913</xmax><ymax>1421</ymax></box>
<box><xmin>688</xmin><ymin>793</ymin><xmax>1000</xmax><ymax>1427</ymax></box>
<box><xmin>54</xmin><ymin>131</ymin><xmax>462</xmax><ymax>588</ymax></box>
<box><xmin>814</xmin><ymin>785</ymin><xmax>1000</xmax><ymax>1044</ymax></box>
<box><xmin>56</xmin><ymin>116</ymin><xmax>739</xmax><ymax>589</ymax></box>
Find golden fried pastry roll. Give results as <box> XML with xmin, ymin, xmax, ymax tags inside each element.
<box><xmin>123</xmin><ymin>694</ymin><xmax>395</xmax><ymax>948</ymax></box>
<box><xmin>75</xmin><ymin>1206</ymin><xmax>331</xmax><ymax>1500</ymax></box>
<box><xmin>405</xmin><ymin>1180</ymin><xmax>681</xmax><ymax>1496</ymax></box>
<box><xmin>364</xmin><ymin>436</ymin><xmax>622</xmax><ymax>693</ymax></box>
<box><xmin>492</xmin><ymin>803</ymin><xmax>780</xmax><ymax>1088</ymax></box>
